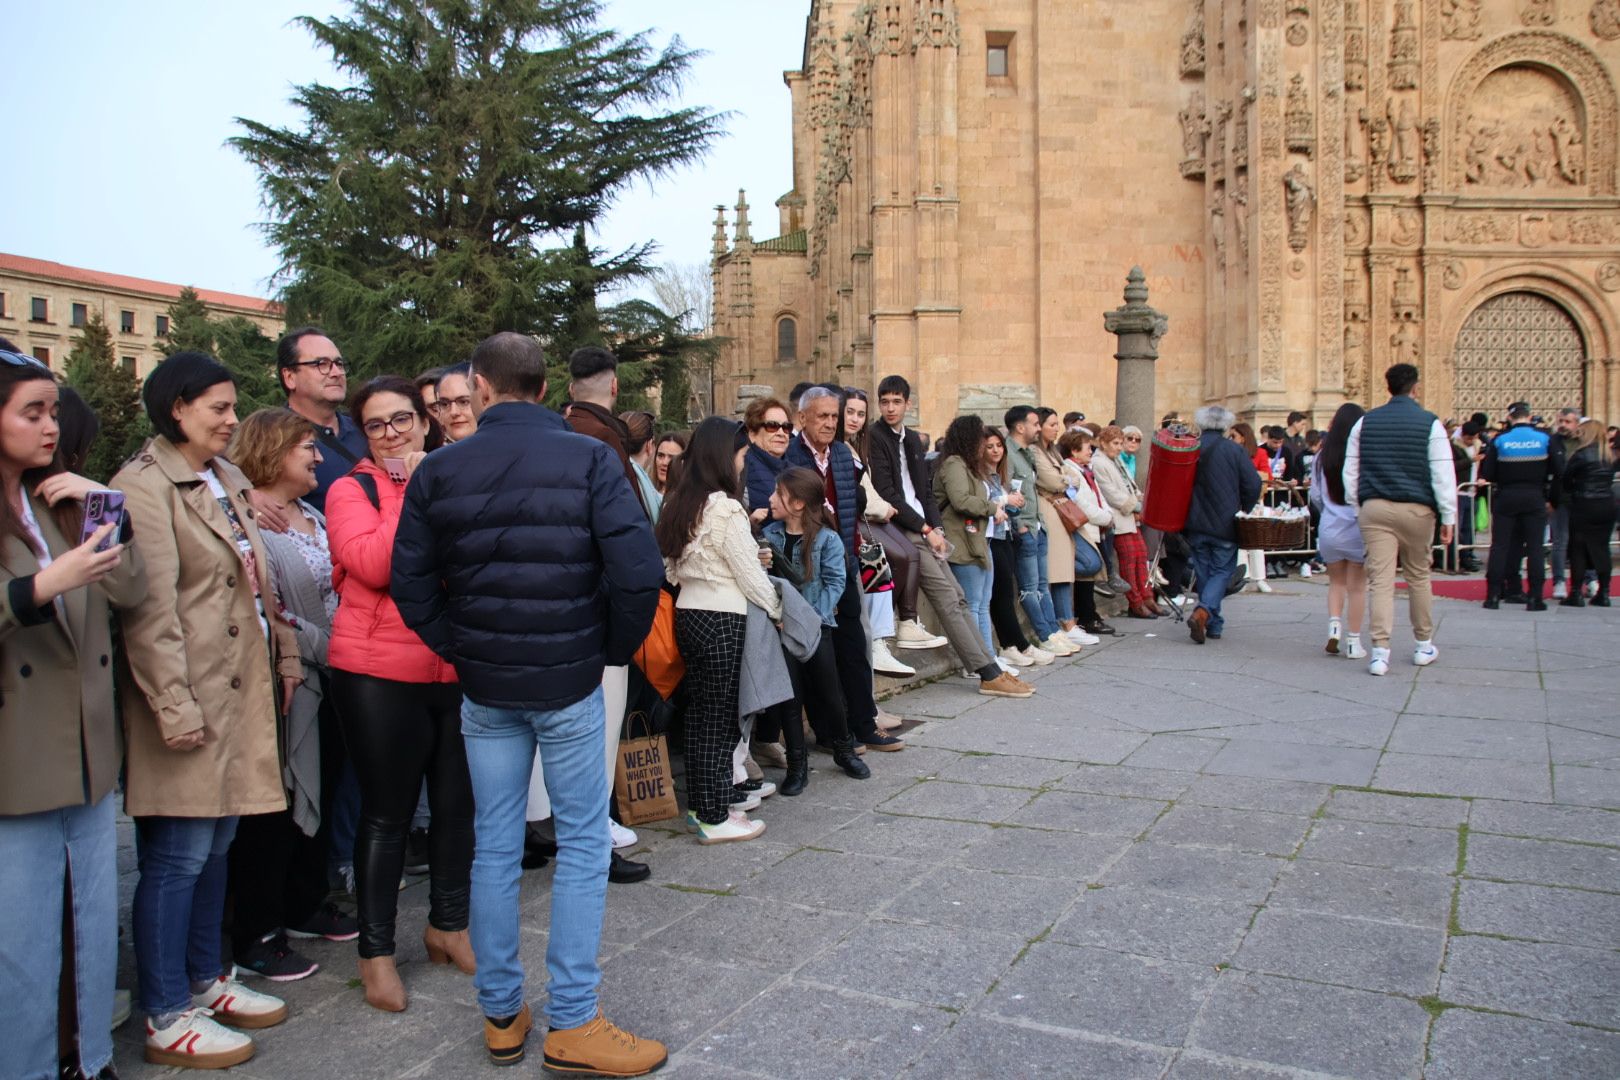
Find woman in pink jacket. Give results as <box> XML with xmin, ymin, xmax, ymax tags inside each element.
<box><xmin>326</xmin><ymin>375</ymin><xmax>471</xmax><ymax>1013</ymax></box>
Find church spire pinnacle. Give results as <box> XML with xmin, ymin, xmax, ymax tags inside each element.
<box><xmin>734</xmin><ymin>189</ymin><xmax>752</xmax><ymax>244</ymax></box>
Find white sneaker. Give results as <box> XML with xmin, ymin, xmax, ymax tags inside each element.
<box><xmin>609</xmin><ymin>820</ymin><xmax>638</xmax><ymax>849</ymax></box>
<box><xmin>1346</xmin><ymin>635</ymin><xmax>1367</xmax><ymax>660</ymax></box>
<box><xmin>871</xmin><ymin>638</ymin><xmax>917</xmax><ymax>677</ymax></box>
<box><xmin>696</xmin><ymin>811</ymin><xmax>766</xmax><ymax>845</ymax></box>
<box><xmin>1042</xmin><ymin>633</ymin><xmax>1078</xmax><ymax>656</ymax></box>
<box><xmin>1065</xmin><ymin>626</ymin><xmax>1101</xmax><ymax>646</ymax></box>
<box><xmin>146</xmin><ymin>1008</ymin><xmax>255</xmax><ymax>1069</ymax></box>
<box><xmin>1368</xmin><ymin>647</ymin><xmax>1391</xmax><ymax>677</ymax></box>
<box><xmin>1300</xmin><ymin>563</ymin><xmax>1313</xmax><ymax>578</ymax></box>
<box><xmin>1553</xmin><ymin>581</ymin><xmax>1568</xmax><ymax>599</ymax></box>
<box><xmin>960</xmin><ymin>668</ymin><xmax>980</xmax><ymax>680</ymax></box>
<box><xmin>895</xmin><ymin>619</ymin><xmax>949</xmax><ymax>650</ymax></box>
<box><xmin>996</xmin><ymin>656</ymin><xmax>1018</xmax><ymax>675</ymax></box>
<box><xmin>191</xmin><ymin>972</ymin><xmax>288</xmax><ymax>1029</ymax></box>
<box><xmin>728</xmin><ymin>792</ymin><xmax>762</xmax><ymax>812</ymax></box>
<box><xmin>1326</xmin><ymin>617</ymin><xmax>1342</xmax><ymax>655</ymax></box>
<box><xmin>1586</xmin><ymin>579</ymin><xmax>1600</xmax><ymax>599</ymax></box>
<box><xmin>1413</xmin><ymin>641</ymin><xmax>1440</xmax><ymax>667</ymax></box>
<box><xmin>999</xmin><ymin>646</ymin><xmax>1035</xmax><ymax>668</ymax></box>
<box><xmin>1256</xmin><ymin>580</ymin><xmax>1274</xmax><ymax>594</ymax></box>
<box><xmin>1024</xmin><ymin>645</ymin><xmax>1054</xmax><ymax>665</ymax></box>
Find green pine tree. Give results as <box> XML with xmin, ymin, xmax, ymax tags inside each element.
<box><xmin>231</xmin><ymin>0</ymin><xmax>723</xmax><ymax>383</ymax></box>
<box><xmin>160</xmin><ymin>287</ymin><xmax>217</xmax><ymax>358</ymax></box>
<box><xmin>64</xmin><ymin>313</ymin><xmax>146</xmax><ymax>482</ymax></box>
<box><xmin>158</xmin><ymin>289</ymin><xmax>282</xmax><ymax>418</ymax></box>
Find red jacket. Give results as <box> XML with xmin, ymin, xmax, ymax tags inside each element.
<box><xmin>326</xmin><ymin>458</ymin><xmax>458</xmax><ymax>685</ymax></box>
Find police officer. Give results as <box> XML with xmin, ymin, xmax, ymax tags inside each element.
<box><xmin>1481</xmin><ymin>401</ymin><xmax>1565</xmax><ymax>610</ymax></box>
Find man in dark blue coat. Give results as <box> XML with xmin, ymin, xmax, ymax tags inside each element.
<box><xmin>391</xmin><ymin>332</ymin><xmax>667</xmax><ymax>1077</ymax></box>
<box><xmin>1183</xmin><ymin>405</ymin><xmax>1263</xmax><ymax>643</ymax></box>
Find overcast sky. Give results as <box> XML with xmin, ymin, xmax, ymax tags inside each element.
<box><xmin>2</xmin><ymin>0</ymin><xmax>806</xmax><ymax>300</ymax></box>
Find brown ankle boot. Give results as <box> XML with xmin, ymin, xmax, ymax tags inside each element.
<box><xmin>484</xmin><ymin>1002</ymin><xmax>532</xmax><ymax>1066</ymax></box>
<box><xmin>543</xmin><ymin>1011</ymin><xmax>667</xmax><ymax>1077</ymax></box>
<box><xmin>358</xmin><ymin>956</ymin><xmax>406</xmax><ymax>1012</ymax></box>
<box><xmin>423</xmin><ymin>926</ymin><xmax>477</xmax><ymax>974</ymax></box>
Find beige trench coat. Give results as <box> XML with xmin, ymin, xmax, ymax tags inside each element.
<box><xmin>1034</xmin><ymin>444</ymin><xmax>1075</xmax><ymax>585</ymax></box>
<box><xmin>0</xmin><ymin>491</ymin><xmax>147</xmax><ymax>816</ymax></box>
<box><xmin>112</xmin><ymin>437</ymin><xmax>301</xmax><ymax>818</ymax></box>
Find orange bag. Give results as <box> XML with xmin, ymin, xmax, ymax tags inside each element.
<box><xmin>632</xmin><ymin>586</ymin><xmax>684</xmax><ymax>699</ymax></box>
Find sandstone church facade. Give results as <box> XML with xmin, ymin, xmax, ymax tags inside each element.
<box><xmin>709</xmin><ymin>0</ymin><xmax>1620</xmax><ymax>434</ymax></box>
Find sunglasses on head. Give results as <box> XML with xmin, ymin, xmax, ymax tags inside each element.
<box><xmin>1</xmin><ymin>350</ymin><xmax>52</xmax><ymax>371</ymax></box>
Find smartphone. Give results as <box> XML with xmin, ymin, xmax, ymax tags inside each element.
<box><xmin>383</xmin><ymin>457</ymin><xmax>410</xmax><ymax>484</ymax></box>
<box><xmin>80</xmin><ymin>490</ymin><xmax>126</xmax><ymax>552</ymax></box>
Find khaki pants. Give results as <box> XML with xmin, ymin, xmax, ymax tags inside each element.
<box><xmin>1359</xmin><ymin>499</ymin><xmax>1436</xmax><ymax>649</ymax></box>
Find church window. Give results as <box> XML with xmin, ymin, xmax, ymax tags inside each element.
<box><xmin>986</xmin><ymin>32</ymin><xmax>1014</xmax><ymax>82</ymax></box>
<box><xmin>776</xmin><ymin>316</ymin><xmax>798</xmax><ymax>363</ymax></box>
<box><xmin>987</xmin><ymin>44</ymin><xmax>1008</xmax><ymax>78</ymax></box>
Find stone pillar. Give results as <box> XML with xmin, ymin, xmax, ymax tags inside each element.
<box><xmin>1104</xmin><ymin>267</ymin><xmax>1170</xmax><ymax>488</ymax></box>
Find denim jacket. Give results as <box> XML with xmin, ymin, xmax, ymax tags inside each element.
<box><xmin>761</xmin><ymin>520</ymin><xmax>845</xmax><ymax>627</ymax></box>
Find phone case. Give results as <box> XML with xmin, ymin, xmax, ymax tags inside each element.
<box><xmin>80</xmin><ymin>491</ymin><xmax>126</xmax><ymax>552</ymax></box>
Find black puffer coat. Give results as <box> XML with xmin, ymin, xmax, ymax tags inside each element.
<box><xmin>391</xmin><ymin>402</ymin><xmax>663</xmax><ymax>711</ymax></box>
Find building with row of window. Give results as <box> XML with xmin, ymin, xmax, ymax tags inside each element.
<box><xmin>0</xmin><ymin>253</ymin><xmax>283</xmax><ymax>377</ymax></box>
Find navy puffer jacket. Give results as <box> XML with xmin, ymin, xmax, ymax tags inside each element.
<box><xmin>744</xmin><ymin>444</ymin><xmax>788</xmax><ymax>515</ymax></box>
<box><xmin>785</xmin><ymin>435</ymin><xmax>861</xmax><ymax>556</ymax></box>
<box><xmin>391</xmin><ymin>402</ymin><xmax>663</xmax><ymax>711</ymax></box>
<box><xmin>1184</xmin><ymin>429</ymin><xmax>1264</xmax><ymax>542</ymax></box>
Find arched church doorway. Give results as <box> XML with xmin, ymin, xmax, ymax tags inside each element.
<box><xmin>1452</xmin><ymin>291</ymin><xmax>1586</xmax><ymax>419</ymax></box>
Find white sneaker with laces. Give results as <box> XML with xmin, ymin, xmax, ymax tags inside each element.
<box><xmin>895</xmin><ymin>619</ymin><xmax>949</xmax><ymax>650</ymax></box>
<box><xmin>1345</xmin><ymin>635</ymin><xmax>1367</xmax><ymax>660</ymax></box>
<box><xmin>871</xmin><ymin>638</ymin><xmax>917</xmax><ymax>677</ymax></box>
<box><xmin>1042</xmin><ymin>633</ymin><xmax>1078</xmax><ymax>656</ymax></box>
<box><xmin>696</xmin><ymin>812</ymin><xmax>766</xmax><ymax>845</ymax></box>
<box><xmin>146</xmin><ymin>1008</ymin><xmax>255</xmax><ymax>1069</ymax></box>
<box><xmin>1065</xmin><ymin>626</ymin><xmax>1101</xmax><ymax>646</ymax></box>
<box><xmin>1413</xmin><ymin>641</ymin><xmax>1440</xmax><ymax>667</ymax></box>
<box><xmin>996</xmin><ymin>656</ymin><xmax>1018</xmax><ymax>675</ymax></box>
<box><xmin>999</xmin><ymin>646</ymin><xmax>1034</xmax><ymax>668</ymax></box>
<box><xmin>192</xmin><ymin>972</ymin><xmax>288</xmax><ymax>1029</ymax></box>
<box><xmin>1024</xmin><ymin>645</ymin><xmax>1054</xmax><ymax>665</ymax></box>
<box><xmin>1553</xmin><ymin>581</ymin><xmax>1568</xmax><ymax>600</ymax></box>
<box><xmin>1368</xmin><ymin>647</ymin><xmax>1391</xmax><ymax>677</ymax></box>
<box><xmin>728</xmin><ymin>792</ymin><xmax>762</xmax><ymax>812</ymax></box>
<box><xmin>609</xmin><ymin>821</ymin><xmax>638</xmax><ymax>849</ymax></box>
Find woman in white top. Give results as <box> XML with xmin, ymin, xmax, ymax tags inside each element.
<box><xmin>655</xmin><ymin>418</ymin><xmax>781</xmax><ymax>845</ymax></box>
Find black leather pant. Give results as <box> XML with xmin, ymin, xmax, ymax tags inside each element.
<box><xmin>331</xmin><ymin>672</ymin><xmax>472</xmax><ymax>958</ymax></box>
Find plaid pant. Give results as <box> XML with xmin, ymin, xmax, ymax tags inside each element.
<box><xmin>1115</xmin><ymin>531</ymin><xmax>1152</xmax><ymax>607</ymax></box>
<box><xmin>674</xmin><ymin>609</ymin><xmax>746</xmax><ymax>825</ymax></box>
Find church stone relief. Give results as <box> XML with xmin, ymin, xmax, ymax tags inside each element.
<box><xmin>1235</xmin><ymin>88</ymin><xmax>1254</xmax><ymax>169</ymax></box>
<box><xmin>1284</xmin><ymin>163</ymin><xmax>1315</xmax><ymax>252</ymax></box>
<box><xmin>1181</xmin><ymin>0</ymin><xmax>1206</xmax><ymax>77</ymax></box>
<box><xmin>1232</xmin><ymin>177</ymin><xmax>1251</xmax><ymax>257</ymax></box>
<box><xmin>1443</xmin><ymin>0</ymin><xmax>1484</xmax><ymax>39</ymax></box>
<box><xmin>1180</xmin><ymin>90</ymin><xmax>1209</xmax><ymax>178</ymax></box>
<box><xmin>1346</xmin><ymin>108</ymin><xmax>1367</xmax><ymax>182</ymax></box>
<box><xmin>1389</xmin><ymin>0</ymin><xmax>1419</xmax><ymax>90</ymax></box>
<box><xmin>1388</xmin><ymin>97</ymin><xmax>1420</xmax><ymax>183</ymax></box>
<box><xmin>912</xmin><ymin>0</ymin><xmax>960</xmax><ymax>50</ymax></box>
<box><xmin>1346</xmin><ymin>0</ymin><xmax>1368</xmax><ymax>90</ymax></box>
<box><xmin>1288</xmin><ymin>1</ymin><xmax>1311</xmax><ymax>46</ymax></box>
<box><xmin>1522</xmin><ymin>0</ymin><xmax>1556</xmax><ymax>26</ymax></box>
<box><xmin>1593</xmin><ymin>0</ymin><xmax>1620</xmax><ymax>40</ymax></box>
<box><xmin>1461</xmin><ymin>67</ymin><xmax>1586</xmax><ymax>190</ymax></box>
<box><xmin>1287</xmin><ymin>75</ymin><xmax>1315</xmax><ymax>156</ymax></box>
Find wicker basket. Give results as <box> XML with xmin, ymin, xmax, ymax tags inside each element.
<box><xmin>1236</xmin><ymin>515</ymin><xmax>1310</xmax><ymax>551</ymax></box>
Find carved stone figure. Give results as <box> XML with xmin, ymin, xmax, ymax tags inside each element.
<box><xmin>1232</xmin><ymin>178</ymin><xmax>1250</xmax><ymax>258</ymax></box>
<box><xmin>1234</xmin><ymin>88</ymin><xmax>1253</xmax><ymax>168</ymax></box>
<box><xmin>1421</xmin><ymin>118</ymin><xmax>1442</xmax><ymax>189</ymax></box>
<box><xmin>1388</xmin><ymin>97</ymin><xmax>1419</xmax><ymax>183</ymax></box>
<box><xmin>1389</xmin><ymin>0</ymin><xmax>1419</xmax><ymax>90</ymax></box>
<box><xmin>1463</xmin><ymin>116</ymin><xmax>1500</xmax><ymax>185</ymax></box>
<box><xmin>1368</xmin><ymin>117</ymin><xmax>1391</xmax><ymax>167</ymax></box>
<box><xmin>1442</xmin><ymin>261</ymin><xmax>1466</xmax><ymax>290</ymax></box>
<box><xmin>1180</xmin><ymin>91</ymin><xmax>1209</xmax><ymax>177</ymax></box>
<box><xmin>1346</xmin><ymin>109</ymin><xmax>1366</xmax><ymax>183</ymax></box>
<box><xmin>1598</xmin><ymin>261</ymin><xmax>1620</xmax><ymax>291</ymax></box>
<box><xmin>1553</xmin><ymin>116</ymin><xmax>1586</xmax><ymax>184</ymax></box>
<box><xmin>1344</xmin><ymin>320</ymin><xmax>1367</xmax><ymax>401</ymax></box>
<box><xmin>1181</xmin><ymin>1</ymin><xmax>1206</xmax><ymax>77</ymax></box>
<box><xmin>1284</xmin><ymin>164</ymin><xmax>1315</xmax><ymax>253</ymax></box>
<box><xmin>1521</xmin><ymin>0</ymin><xmax>1556</xmax><ymax>25</ymax></box>
<box><xmin>1211</xmin><ymin>193</ymin><xmax>1227</xmax><ymax>262</ymax></box>
<box><xmin>1442</xmin><ymin>0</ymin><xmax>1484</xmax><ymax>39</ymax></box>
<box><xmin>1286</xmin><ymin>74</ymin><xmax>1315</xmax><ymax>156</ymax></box>
<box><xmin>1210</xmin><ymin>100</ymin><xmax>1232</xmax><ymax>172</ymax></box>
<box><xmin>1346</xmin><ymin>0</ymin><xmax>1367</xmax><ymax>91</ymax></box>
<box><xmin>1392</xmin><ymin>208</ymin><xmax>1421</xmax><ymax>246</ymax></box>
<box><xmin>1287</xmin><ymin>3</ymin><xmax>1312</xmax><ymax>46</ymax></box>
<box><xmin>1391</xmin><ymin>318</ymin><xmax>1420</xmax><ymax>365</ymax></box>
<box><xmin>1595</xmin><ymin>0</ymin><xmax>1620</xmax><ymax>40</ymax></box>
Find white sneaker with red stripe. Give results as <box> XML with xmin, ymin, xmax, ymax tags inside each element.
<box><xmin>145</xmin><ymin>1008</ymin><xmax>255</xmax><ymax>1069</ymax></box>
<box><xmin>192</xmin><ymin>971</ymin><xmax>289</xmax><ymax>1029</ymax></box>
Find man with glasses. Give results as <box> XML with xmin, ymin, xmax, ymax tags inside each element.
<box><xmin>435</xmin><ymin>363</ymin><xmax>479</xmax><ymax>444</ymax></box>
<box><xmin>271</xmin><ymin>326</ymin><xmax>366</xmax><ymax>515</ymax></box>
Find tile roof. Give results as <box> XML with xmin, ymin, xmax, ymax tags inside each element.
<box><xmin>753</xmin><ymin>230</ymin><xmax>808</xmax><ymax>254</ymax></box>
<box><xmin>0</xmin><ymin>252</ymin><xmax>282</xmax><ymax>316</ymax></box>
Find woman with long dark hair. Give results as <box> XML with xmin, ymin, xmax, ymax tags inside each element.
<box><xmin>932</xmin><ymin>415</ymin><xmax>1000</xmax><ymax>665</ymax></box>
<box><xmin>983</xmin><ymin>428</ymin><xmax>1047</xmax><ymax>667</ymax></box>
<box><xmin>842</xmin><ymin>388</ymin><xmax>919</xmax><ymax>683</ymax></box>
<box><xmin>657</xmin><ymin>417</ymin><xmax>781</xmax><ymax>844</ymax></box>
<box><xmin>1311</xmin><ymin>403</ymin><xmax>1369</xmax><ymax>657</ymax></box>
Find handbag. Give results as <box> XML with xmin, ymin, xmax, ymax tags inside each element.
<box><xmin>1073</xmin><ymin>535</ymin><xmax>1104</xmax><ymax>578</ymax></box>
<box><xmin>631</xmin><ymin>585</ymin><xmax>684</xmax><ymax>700</ymax></box>
<box><xmin>858</xmin><ymin>529</ymin><xmax>894</xmax><ymax>593</ymax></box>
<box><xmin>1044</xmin><ymin>492</ymin><xmax>1086</xmax><ymax>534</ymax></box>
<box><xmin>612</xmin><ymin>708</ymin><xmax>679</xmax><ymax>825</ymax></box>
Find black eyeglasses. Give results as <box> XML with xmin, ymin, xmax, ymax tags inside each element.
<box><xmin>287</xmin><ymin>357</ymin><xmax>347</xmax><ymax>375</ymax></box>
<box><xmin>1</xmin><ymin>349</ymin><xmax>51</xmax><ymax>371</ymax></box>
<box><xmin>754</xmin><ymin>420</ymin><xmax>793</xmax><ymax>434</ymax></box>
<box><xmin>362</xmin><ymin>411</ymin><xmax>418</xmax><ymax>438</ymax></box>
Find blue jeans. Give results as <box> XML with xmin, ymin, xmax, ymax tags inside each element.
<box><xmin>1013</xmin><ymin>529</ymin><xmax>1059</xmax><ymax>639</ymax></box>
<box><xmin>462</xmin><ymin>689</ymin><xmax>609</xmax><ymax>1029</ymax></box>
<box><xmin>1187</xmin><ymin>533</ymin><xmax>1240</xmax><ymax>635</ymax></box>
<box><xmin>1051</xmin><ymin>582</ymin><xmax>1074</xmax><ymax>624</ymax></box>
<box><xmin>133</xmin><ymin>815</ymin><xmax>238</xmax><ymax>1019</ymax></box>
<box><xmin>0</xmin><ymin>795</ymin><xmax>117</xmax><ymax>1080</ymax></box>
<box><xmin>948</xmin><ymin>559</ymin><xmax>995</xmax><ymax>655</ymax></box>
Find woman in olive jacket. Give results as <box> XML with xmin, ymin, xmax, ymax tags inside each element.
<box><xmin>932</xmin><ymin>415</ymin><xmax>1001</xmax><ymax>661</ymax></box>
<box><xmin>113</xmin><ymin>353</ymin><xmax>302</xmax><ymax>1069</ymax></box>
<box><xmin>0</xmin><ymin>349</ymin><xmax>147</xmax><ymax>1080</ymax></box>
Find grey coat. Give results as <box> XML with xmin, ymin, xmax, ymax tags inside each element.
<box><xmin>738</xmin><ymin>577</ymin><xmax>822</xmax><ymax>719</ymax></box>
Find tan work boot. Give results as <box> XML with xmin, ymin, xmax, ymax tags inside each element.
<box><xmin>484</xmin><ymin>1002</ymin><xmax>532</xmax><ymax>1066</ymax></box>
<box><xmin>543</xmin><ymin>1011</ymin><xmax>668</xmax><ymax>1077</ymax></box>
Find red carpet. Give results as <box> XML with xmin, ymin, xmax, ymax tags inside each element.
<box><xmin>1394</xmin><ymin>577</ymin><xmax>1556</xmax><ymax>602</ymax></box>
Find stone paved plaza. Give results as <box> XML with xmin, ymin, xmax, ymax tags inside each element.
<box><xmin>113</xmin><ymin>582</ymin><xmax>1620</xmax><ymax>1079</ymax></box>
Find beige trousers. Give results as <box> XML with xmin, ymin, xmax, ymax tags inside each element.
<box><xmin>1358</xmin><ymin>499</ymin><xmax>1436</xmax><ymax>649</ymax></box>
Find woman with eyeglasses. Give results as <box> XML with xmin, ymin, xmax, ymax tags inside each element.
<box><xmin>325</xmin><ymin>376</ymin><xmax>471</xmax><ymax>1012</ymax></box>
<box><xmin>1</xmin><ymin>347</ymin><xmax>147</xmax><ymax>1080</ymax></box>
<box><xmin>433</xmin><ymin>363</ymin><xmax>478</xmax><ymax>444</ymax></box>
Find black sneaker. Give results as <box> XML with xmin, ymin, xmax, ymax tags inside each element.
<box><xmin>403</xmin><ymin>827</ymin><xmax>431</xmax><ymax>875</ymax></box>
<box><xmin>236</xmin><ymin>932</ymin><xmax>319</xmax><ymax>982</ymax></box>
<box><xmin>286</xmin><ymin>901</ymin><xmax>359</xmax><ymax>942</ymax></box>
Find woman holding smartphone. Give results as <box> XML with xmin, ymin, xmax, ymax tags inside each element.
<box><xmin>326</xmin><ymin>376</ymin><xmax>470</xmax><ymax>1012</ymax></box>
<box><xmin>1</xmin><ymin>347</ymin><xmax>147</xmax><ymax>1080</ymax></box>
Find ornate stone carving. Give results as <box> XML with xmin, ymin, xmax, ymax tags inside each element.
<box><xmin>1450</xmin><ymin>34</ymin><xmax>1618</xmax><ymax>195</ymax></box>
<box><xmin>1443</xmin><ymin>213</ymin><xmax>1518</xmax><ymax>243</ymax></box>
<box><xmin>1442</xmin><ymin>260</ymin><xmax>1467</xmax><ymax>289</ymax></box>
<box><xmin>1442</xmin><ymin>0</ymin><xmax>1484</xmax><ymax>39</ymax></box>
<box><xmin>1346</xmin><ymin>108</ymin><xmax>1367</xmax><ymax>182</ymax></box>
<box><xmin>1392</xmin><ymin>267</ymin><xmax>1420</xmax><ymax>320</ymax></box>
<box><xmin>1547</xmin><ymin>212</ymin><xmax>1620</xmax><ymax>243</ymax></box>
<box><xmin>1392</xmin><ymin>208</ymin><xmax>1422</xmax><ymax>246</ymax></box>
<box><xmin>1181</xmin><ymin>0</ymin><xmax>1206</xmax><ymax>77</ymax></box>
<box><xmin>1233</xmin><ymin>176</ymin><xmax>1251</xmax><ymax>257</ymax></box>
<box><xmin>1210</xmin><ymin>99</ymin><xmax>1232</xmax><ymax>179</ymax></box>
<box><xmin>1284</xmin><ymin>163</ymin><xmax>1315</xmax><ymax>252</ymax></box>
<box><xmin>1210</xmin><ymin>190</ymin><xmax>1228</xmax><ymax>263</ymax></box>
<box><xmin>1287</xmin><ymin>2</ymin><xmax>1311</xmax><ymax>45</ymax></box>
<box><xmin>1421</xmin><ymin>118</ymin><xmax>1442</xmax><ymax>190</ymax></box>
<box><xmin>1345</xmin><ymin>0</ymin><xmax>1367</xmax><ymax>91</ymax></box>
<box><xmin>1521</xmin><ymin>0</ymin><xmax>1556</xmax><ymax>25</ymax></box>
<box><xmin>874</xmin><ymin>1</ymin><xmax>907</xmax><ymax>56</ymax></box>
<box><xmin>1388</xmin><ymin>97</ymin><xmax>1420</xmax><ymax>183</ymax></box>
<box><xmin>1180</xmin><ymin>92</ymin><xmax>1210</xmax><ymax>178</ymax></box>
<box><xmin>1390</xmin><ymin>318</ymin><xmax>1421</xmax><ymax>364</ymax></box>
<box><xmin>912</xmin><ymin>0</ymin><xmax>960</xmax><ymax>50</ymax></box>
<box><xmin>1286</xmin><ymin>75</ymin><xmax>1315</xmax><ymax>156</ymax></box>
<box><xmin>1389</xmin><ymin>0</ymin><xmax>1419</xmax><ymax>90</ymax></box>
<box><xmin>1345</xmin><ymin>208</ymin><xmax>1370</xmax><ymax>246</ymax></box>
<box><xmin>1344</xmin><ymin>318</ymin><xmax>1368</xmax><ymax>401</ymax></box>
<box><xmin>1368</xmin><ymin>115</ymin><xmax>1391</xmax><ymax>170</ymax></box>
<box><xmin>1598</xmin><ymin>261</ymin><xmax>1620</xmax><ymax>291</ymax></box>
<box><xmin>1594</xmin><ymin>0</ymin><xmax>1620</xmax><ymax>40</ymax></box>
<box><xmin>1234</xmin><ymin>87</ymin><xmax>1254</xmax><ymax>169</ymax></box>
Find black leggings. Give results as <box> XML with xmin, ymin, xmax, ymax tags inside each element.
<box><xmin>785</xmin><ymin>635</ymin><xmax>850</xmax><ymax>747</ymax></box>
<box><xmin>331</xmin><ymin>672</ymin><xmax>472</xmax><ymax>958</ymax></box>
<box><xmin>1568</xmin><ymin>498</ymin><xmax>1616</xmax><ymax>596</ymax></box>
<box><xmin>1075</xmin><ymin>581</ymin><xmax>1100</xmax><ymax>624</ymax></box>
<box><xmin>988</xmin><ymin>537</ymin><xmax>1031</xmax><ymax>651</ymax></box>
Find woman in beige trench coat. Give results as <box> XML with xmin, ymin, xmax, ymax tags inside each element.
<box><xmin>112</xmin><ymin>352</ymin><xmax>303</xmax><ymax>1070</ymax></box>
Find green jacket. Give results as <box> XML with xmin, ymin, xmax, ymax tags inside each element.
<box><xmin>932</xmin><ymin>455</ymin><xmax>996</xmax><ymax>566</ymax></box>
<box><xmin>1006</xmin><ymin>442</ymin><xmax>1043</xmax><ymax>534</ymax></box>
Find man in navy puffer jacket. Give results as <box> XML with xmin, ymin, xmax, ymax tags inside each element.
<box><xmin>1183</xmin><ymin>405</ymin><xmax>1263</xmax><ymax>644</ymax></box>
<box><xmin>391</xmin><ymin>332</ymin><xmax>667</xmax><ymax>1076</ymax></box>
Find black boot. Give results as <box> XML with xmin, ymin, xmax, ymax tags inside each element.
<box><xmin>833</xmin><ymin>737</ymin><xmax>871</xmax><ymax>780</ymax></box>
<box><xmin>1483</xmin><ymin>592</ymin><xmax>1500</xmax><ymax>610</ymax></box>
<box><xmin>1559</xmin><ymin>594</ymin><xmax>1586</xmax><ymax>608</ymax></box>
<box><xmin>779</xmin><ymin>745</ymin><xmax>809</xmax><ymax>796</ymax></box>
<box><xmin>608</xmin><ymin>851</ymin><xmax>650</xmax><ymax>884</ymax></box>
